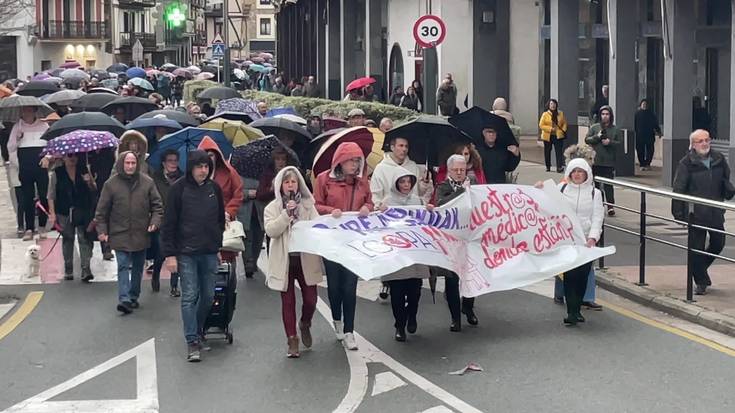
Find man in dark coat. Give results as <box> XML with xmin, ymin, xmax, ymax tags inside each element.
<box><xmin>634</xmin><ymin>99</ymin><xmax>661</xmax><ymax>171</ymax></box>
<box><xmin>151</xmin><ymin>148</ymin><xmax>183</xmax><ymax>296</ymax></box>
<box><xmin>672</xmin><ymin>129</ymin><xmax>735</xmax><ymax>295</ymax></box>
<box><xmin>475</xmin><ymin>125</ymin><xmax>521</xmax><ymax>184</ymax></box>
<box><xmin>585</xmin><ymin>105</ymin><xmax>621</xmax><ymax>216</ymax></box>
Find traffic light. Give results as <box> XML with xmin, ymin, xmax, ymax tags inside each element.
<box><xmin>164</xmin><ymin>2</ymin><xmax>187</xmax><ymax>28</ymax></box>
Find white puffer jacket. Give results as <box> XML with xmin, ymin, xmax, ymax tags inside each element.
<box><xmin>558</xmin><ymin>158</ymin><xmax>605</xmax><ymax>241</ymax></box>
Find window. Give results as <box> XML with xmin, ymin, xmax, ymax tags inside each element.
<box><xmin>259</xmin><ymin>0</ymin><xmax>271</xmax><ymax>4</ymax></box>
<box><xmin>259</xmin><ymin>17</ymin><xmax>272</xmax><ymax>36</ymax></box>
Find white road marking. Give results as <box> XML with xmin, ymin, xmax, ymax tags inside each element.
<box><xmin>421</xmin><ymin>406</ymin><xmax>455</xmax><ymax>413</ymax></box>
<box><xmin>0</xmin><ymin>302</ymin><xmax>16</xmax><ymax>320</ymax></box>
<box><xmin>3</xmin><ymin>338</ymin><xmax>158</xmax><ymax>413</ymax></box>
<box><xmin>370</xmin><ymin>372</ymin><xmax>407</xmax><ymax>396</ymax></box>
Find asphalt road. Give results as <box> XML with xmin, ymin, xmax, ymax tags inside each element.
<box><xmin>2</xmin><ymin>272</ymin><xmax>735</xmax><ymax>413</ymax></box>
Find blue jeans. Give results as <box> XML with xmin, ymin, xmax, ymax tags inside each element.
<box><xmin>555</xmin><ymin>267</ymin><xmax>596</xmax><ymax>302</ymax></box>
<box><xmin>116</xmin><ymin>250</ymin><xmax>146</xmax><ymax>303</ymax></box>
<box><xmin>178</xmin><ymin>254</ymin><xmax>218</xmax><ymax>344</ymax></box>
<box><xmin>324</xmin><ymin>260</ymin><xmax>359</xmax><ymax>333</ymax></box>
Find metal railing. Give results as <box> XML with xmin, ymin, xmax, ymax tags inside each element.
<box><xmin>595</xmin><ymin>176</ymin><xmax>735</xmax><ymax>301</ymax></box>
<box><xmin>119</xmin><ymin>32</ymin><xmax>157</xmax><ymax>49</ymax></box>
<box><xmin>39</xmin><ymin>21</ymin><xmax>109</xmax><ymax>39</ymax></box>
<box><xmin>118</xmin><ymin>0</ymin><xmax>157</xmax><ymax>7</ymax></box>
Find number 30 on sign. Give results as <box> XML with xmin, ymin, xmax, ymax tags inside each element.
<box><xmin>413</xmin><ymin>14</ymin><xmax>446</xmax><ymax>48</ymax></box>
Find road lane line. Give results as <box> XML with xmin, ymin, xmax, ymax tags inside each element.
<box><xmin>599</xmin><ymin>299</ymin><xmax>735</xmax><ymax>357</ymax></box>
<box><xmin>0</xmin><ymin>291</ymin><xmax>43</xmax><ymax>341</ymax></box>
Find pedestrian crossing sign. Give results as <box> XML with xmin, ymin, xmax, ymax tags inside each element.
<box><xmin>212</xmin><ymin>43</ymin><xmax>225</xmax><ymax>58</ymax></box>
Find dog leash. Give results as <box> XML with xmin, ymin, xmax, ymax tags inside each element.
<box><xmin>34</xmin><ymin>200</ymin><xmax>63</xmax><ymax>262</ymax></box>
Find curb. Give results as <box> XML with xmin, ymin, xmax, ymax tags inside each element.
<box><xmin>596</xmin><ymin>269</ymin><xmax>735</xmax><ymax>337</ymax></box>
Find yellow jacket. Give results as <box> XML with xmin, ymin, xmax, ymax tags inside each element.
<box><xmin>539</xmin><ymin>110</ymin><xmax>568</xmax><ymax>141</ymax></box>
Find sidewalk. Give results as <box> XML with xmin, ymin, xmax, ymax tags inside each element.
<box><xmin>515</xmin><ymin>157</ymin><xmax>735</xmax><ymax>337</ymax></box>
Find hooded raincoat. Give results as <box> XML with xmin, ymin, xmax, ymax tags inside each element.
<box><xmin>558</xmin><ymin>158</ymin><xmax>605</xmax><ymax>241</ymax></box>
<box><xmin>313</xmin><ymin>142</ymin><xmax>374</xmax><ymax>214</ymax></box>
<box><xmin>197</xmin><ymin>136</ymin><xmax>244</xmax><ymax>219</ymax></box>
<box><xmin>263</xmin><ymin>166</ymin><xmax>325</xmax><ymax>292</ymax></box>
<box><xmin>118</xmin><ymin>130</ymin><xmax>150</xmax><ymax>176</ymax></box>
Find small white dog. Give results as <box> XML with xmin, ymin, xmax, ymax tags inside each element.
<box><xmin>25</xmin><ymin>244</ymin><xmax>41</xmax><ymax>279</ymax></box>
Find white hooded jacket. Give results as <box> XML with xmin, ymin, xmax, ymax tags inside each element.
<box><xmin>381</xmin><ymin>167</ymin><xmax>424</xmax><ymax>207</ymax></box>
<box><xmin>558</xmin><ymin>158</ymin><xmax>605</xmax><ymax>241</ymax></box>
<box><xmin>371</xmin><ymin>152</ymin><xmax>431</xmax><ymax>207</ymax></box>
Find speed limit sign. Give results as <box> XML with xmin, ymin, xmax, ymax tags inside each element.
<box><xmin>413</xmin><ymin>15</ymin><xmax>446</xmax><ymax>48</ymax></box>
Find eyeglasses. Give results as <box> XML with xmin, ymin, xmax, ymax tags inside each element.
<box><xmin>449</xmin><ymin>168</ymin><xmax>466</xmax><ymax>173</ymax></box>
<box><xmin>693</xmin><ymin>138</ymin><xmax>711</xmax><ymax>144</ymax></box>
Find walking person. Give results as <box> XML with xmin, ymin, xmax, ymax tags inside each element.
<box><xmin>377</xmin><ymin>167</ymin><xmax>431</xmax><ymax>342</ymax></box>
<box><xmin>436</xmin><ymin>76</ymin><xmax>457</xmax><ymax>116</ymax></box>
<box><xmin>672</xmin><ymin>129</ymin><xmax>735</xmax><ymax>295</ymax></box>
<box><xmin>6</xmin><ymin>124</ymin><xmax>25</xmax><ymax>237</ymax></box>
<box><xmin>161</xmin><ymin>150</ymin><xmax>225</xmax><ymax>362</ymax></box>
<box><xmin>47</xmin><ymin>154</ymin><xmax>97</xmax><ymax>282</ymax></box>
<box><xmin>539</xmin><ymin>98</ymin><xmax>568</xmax><ymax>172</ymax></box>
<box><xmin>634</xmin><ymin>99</ymin><xmax>661</xmax><ymax>171</ymax></box>
<box><xmin>313</xmin><ymin>142</ymin><xmax>374</xmax><ymax>350</ymax></box>
<box><xmin>585</xmin><ymin>105</ymin><xmax>620</xmax><ymax>216</ymax></box>
<box><xmin>476</xmin><ymin>125</ymin><xmax>521</xmax><ymax>184</ymax></box>
<box><xmin>95</xmin><ymin>151</ymin><xmax>164</xmax><ymax>315</ymax></box>
<box><xmin>435</xmin><ymin>155</ymin><xmax>478</xmax><ymax>331</ymax></box>
<box><xmin>264</xmin><ymin>166</ymin><xmax>324</xmax><ymax>358</ymax></box>
<box><xmin>537</xmin><ymin>158</ymin><xmax>604</xmax><ymax>326</ymax></box>
<box><xmin>8</xmin><ymin>106</ymin><xmax>49</xmax><ymax>241</ymax></box>
<box><xmin>151</xmin><ymin>148</ymin><xmax>183</xmax><ymax>296</ymax></box>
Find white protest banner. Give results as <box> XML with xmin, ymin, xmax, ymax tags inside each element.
<box><xmin>290</xmin><ymin>183</ymin><xmax>615</xmax><ymax>297</ymax></box>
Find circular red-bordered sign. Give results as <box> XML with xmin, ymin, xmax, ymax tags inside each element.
<box><xmin>413</xmin><ymin>14</ymin><xmax>446</xmax><ymax>48</ymax></box>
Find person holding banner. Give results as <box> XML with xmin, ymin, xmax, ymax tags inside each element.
<box><xmin>435</xmin><ymin>154</ymin><xmax>478</xmax><ymax>332</ymax></box>
<box><xmin>378</xmin><ymin>167</ymin><xmax>433</xmax><ymax>342</ymax></box>
<box><xmin>264</xmin><ymin>166</ymin><xmax>324</xmax><ymax>358</ymax></box>
<box><xmin>538</xmin><ymin>157</ymin><xmax>605</xmax><ymax>326</ymax></box>
<box><xmin>313</xmin><ymin>142</ymin><xmax>374</xmax><ymax>351</ymax></box>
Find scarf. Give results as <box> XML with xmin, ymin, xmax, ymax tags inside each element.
<box><xmin>165</xmin><ymin>169</ymin><xmax>182</xmax><ymax>184</ymax></box>
<box><xmin>447</xmin><ymin>177</ymin><xmax>467</xmax><ymax>192</ymax></box>
<box><xmin>282</xmin><ymin>190</ymin><xmax>303</xmax><ymax>220</ymax></box>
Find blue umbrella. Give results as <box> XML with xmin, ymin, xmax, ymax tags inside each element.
<box><xmin>266</xmin><ymin>107</ymin><xmax>298</xmax><ymax>117</ymax></box>
<box><xmin>107</xmin><ymin>63</ymin><xmax>129</xmax><ymax>73</ymax></box>
<box><xmin>126</xmin><ymin>67</ymin><xmax>146</xmax><ymax>79</ymax></box>
<box><xmin>148</xmin><ymin>127</ymin><xmax>232</xmax><ymax>172</ymax></box>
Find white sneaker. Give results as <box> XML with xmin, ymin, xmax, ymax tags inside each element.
<box><xmin>333</xmin><ymin>320</ymin><xmax>344</xmax><ymax>341</ymax></box>
<box><xmin>343</xmin><ymin>333</ymin><xmax>358</xmax><ymax>350</ymax></box>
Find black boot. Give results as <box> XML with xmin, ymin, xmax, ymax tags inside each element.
<box><xmin>151</xmin><ymin>277</ymin><xmax>160</xmax><ymax>292</ymax></box>
<box><xmin>395</xmin><ymin>327</ymin><xmax>406</xmax><ymax>342</ymax></box>
<box><xmin>462</xmin><ymin>298</ymin><xmax>478</xmax><ymax>326</ymax></box>
<box><xmin>450</xmin><ymin>319</ymin><xmax>461</xmax><ymax>332</ymax></box>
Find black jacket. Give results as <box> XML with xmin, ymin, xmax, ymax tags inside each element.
<box><xmin>161</xmin><ymin>177</ymin><xmax>225</xmax><ymax>257</ymax></box>
<box><xmin>672</xmin><ymin>149</ymin><xmax>735</xmax><ymax>226</ymax></box>
<box><xmin>476</xmin><ymin>143</ymin><xmax>521</xmax><ymax>184</ymax></box>
<box><xmin>634</xmin><ymin>109</ymin><xmax>661</xmax><ymax>144</ymax></box>
<box><xmin>435</xmin><ymin>176</ymin><xmax>477</xmax><ymax>207</ymax></box>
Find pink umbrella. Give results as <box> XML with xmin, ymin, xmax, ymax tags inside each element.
<box><xmin>259</xmin><ymin>52</ymin><xmax>274</xmax><ymax>60</ymax></box>
<box><xmin>60</xmin><ymin>60</ymin><xmax>81</xmax><ymax>69</ymax></box>
<box><xmin>146</xmin><ymin>68</ymin><xmax>160</xmax><ymax>76</ymax></box>
<box><xmin>196</xmin><ymin>72</ymin><xmax>215</xmax><ymax>80</ymax></box>
<box><xmin>251</xmin><ymin>56</ymin><xmax>265</xmax><ymax>64</ymax></box>
<box><xmin>173</xmin><ymin>68</ymin><xmax>193</xmax><ymax>79</ymax></box>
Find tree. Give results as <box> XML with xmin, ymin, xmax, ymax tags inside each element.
<box><xmin>0</xmin><ymin>1</ymin><xmax>34</xmax><ymax>36</ymax></box>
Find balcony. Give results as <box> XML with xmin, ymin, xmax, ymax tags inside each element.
<box><xmin>193</xmin><ymin>29</ymin><xmax>208</xmax><ymax>46</ymax></box>
<box><xmin>190</xmin><ymin>0</ymin><xmax>206</xmax><ymax>9</ymax></box>
<box><xmin>119</xmin><ymin>32</ymin><xmax>157</xmax><ymax>50</ymax></box>
<box><xmin>39</xmin><ymin>21</ymin><xmax>109</xmax><ymax>39</ymax></box>
<box><xmin>118</xmin><ymin>0</ymin><xmax>157</xmax><ymax>8</ymax></box>
<box><xmin>205</xmin><ymin>3</ymin><xmax>222</xmax><ymax>16</ymax></box>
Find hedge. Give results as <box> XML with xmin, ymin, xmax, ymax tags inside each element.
<box><xmin>182</xmin><ymin>80</ymin><xmax>219</xmax><ymax>103</ymax></box>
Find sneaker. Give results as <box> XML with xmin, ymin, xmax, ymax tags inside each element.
<box><xmin>378</xmin><ymin>283</ymin><xmax>389</xmax><ymax>301</ymax></box>
<box><xmin>187</xmin><ymin>343</ymin><xmax>201</xmax><ymax>362</ymax></box>
<box><xmin>333</xmin><ymin>320</ymin><xmax>344</xmax><ymax>341</ymax></box>
<box><xmin>63</xmin><ymin>273</ymin><xmax>74</xmax><ymax>281</ymax></box>
<box><xmin>553</xmin><ymin>297</ymin><xmax>564</xmax><ymax>305</ymax></box>
<box><xmin>695</xmin><ymin>285</ymin><xmax>707</xmax><ymax>295</ymax></box>
<box><xmin>117</xmin><ymin>302</ymin><xmax>133</xmax><ymax>314</ymax></box>
<box><xmin>22</xmin><ymin>230</ymin><xmax>33</xmax><ymax>241</ymax></box>
<box><xmin>299</xmin><ymin>321</ymin><xmax>312</xmax><ymax>348</ymax></box>
<box><xmin>563</xmin><ymin>317</ymin><xmax>577</xmax><ymax>326</ymax></box>
<box><xmin>129</xmin><ymin>300</ymin><xmax>140</xmax><ymax>309</ymax></box>
<box><xmin>576</xmin><ymin>313</ymin><xmax>586</xmax><ymax>323</ymax></box>
<box><xmin>170</xmin><ymin>287</ymin><xmax>181</xmax><ymax>297</ymax></box>
<box><xmin>198</xmin><ymin>332</ymin><xmax>211</xmax><ymax>351</ymax></box>
<box><xmin>343</xmin><ymin>332</ymin><xmax>358</xmax><ymax>350</ymax></box>
<box><xmin>81</xmin><ymin>272</ymin><xmax>94</xmax><ymax>283</ymax></box>
<box><xmin>607</xmin><ymin>207</ymin><xmax>616</xmax><ymax>217</ymax></box>
<box><xmin>102</xmin><ymin>251</ymin><xmax>114</xmax><ymax>261</ymax></box>
<box><xmin>16</xmin><ymin>228</ymin><xmax>24</xmax><ymax>237</ymax></box>
<box><xmin>38</xmin><ymin>229</ymin><xmax>47</xmax><ymax>240</ymax></box>
<box><xmin>582</xmin><ymin>301</ymin><xmax>603</xmax><ymax>311</ymax></box>
<box><xmin>287</xmin><ymin>336</ymin><xmax>300</xmax><ymax>358</ymax></box>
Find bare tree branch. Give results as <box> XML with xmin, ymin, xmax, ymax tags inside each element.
<box><xmin>0</xmin><ymin>0</ymin><xmax>34</xmax><ymax>36</ymax></box>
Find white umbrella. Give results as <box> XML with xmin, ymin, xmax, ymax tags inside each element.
<box><xmin>186</xmin><ymin>65</ymin><xmax>202</xmax><ymax>75</ymax></box>
<box><xmin>196</xmin><ymin>72</ymin><xmax>215</xmax><ymax>80</ymax></box>
<box><xmin>60</xmin><ymin>68</ymin><xmax>90</xmax><ymax>81</ymax></box>
<box><xmin>42</xmin><ymin>89</ymin><xmax>87</xmax><ymax>105</ymax></box>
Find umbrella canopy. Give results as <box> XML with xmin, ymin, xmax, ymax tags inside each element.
<box><xmin>172</xmin><ymin>68</ymin><xmax>193</xmax><ymax>79</ymax></box>
<box><xmin>41</xmin><ymin>130</ymin><xmax>118</xmax><ymax>158</ymax></box>
<box><xmin>0</xmin><ymin>95</ymin><xmax>55</xmax><ymax>122</ymax></box>
<box><xmin>250</xmin><ymin>56</ymin><xmax>265</xmax><ymax>64</ymax></box>
<box><xmin>16</xmin><ymin>81</ymin><xmax>60</xmax><ymax>97</ymax></box>
<box><xmin>201</xmin><ymin>65</ymin><xmax>218</xmax><ymax>74</ymax></box>
<box><xmin>100</xmin><ymin>79</ymin><xmax>120</xmax><ymax>89</ymax></box>
<box><xmin>196</xmin><ymin>72</ymin><xmax>215</xmax><ymax>80</ymax></box>
<box><xmin>233</xmin><ymin>68</ymin><xmax>246</xmax><ymax>80</ymax></box>
<box><xmin>69</xmin><ymin>93</ymin><xmax>120</xmax><ymax>112</ymax></box>
<box><xmin>145</xmin><ymin>68</ymin><xmax>160</xmax><ymax>76</ymax></box>
<box><xmin>322</xmin><ymin>116</ymin><xmax>348</xmax><ymax>132</ymax></box>
<box><xmin>345</xmin><ymin>76</ymin><xmax>376</xmax><ymax>92</ymax></box>
<box><xmin>448</xmin><ymin>106</ymin><xmax>518</xmax><ymax>148</ymax></box>
<box><xmin>126</xmin><ymin>67</ymin><xmax>147</xmax><ymax>79</ymax></box>
<box><xmin>149</xmin><ymin>127</ymin><xmax>232</xmax><ymax>172</ymax></box>
<box><xmin>206</xmin><ymin>111</ymin><xmax>254</xmax><ymax>124</ymax></box>
<box><xmin>274</xmin><ymin>113</ymin><xmax>307</xmax><ymax>125</ymax></box>
<box><xmin>126</xmin><ymin>116</ymin><xmax>182</xmax><ymax>133</ymax></box>
<box><xmin>42</xmin><ymin>112</ymin><xmax>126</xmax><ymax>140</ymax></box>
<box><xmin>250</xmin><ymin>116</ymin><xmax>311</xmax><ymax>158</ymax></box>
<box><xmin>45</xmin><ymin>77</ymin><xmax>63</xmax><ymax>84</ymax></box>
<box><xmin>60</xmin><ymin>68</ymin><xmax>90</xmax><ymax>81</ymax></box>
<box><xmin>137</xmin><ymin>109</ymin><xmax>199</xmax><ymax>127</ymax></box>
<box><xmin>60</xmin><ymin>60</ymin><xmax>81</xmax><ymax>69</ymax></box>
<box><xmin>248</xmin><ymin>64</ymin><xmax>267</xmax><ymax>73</ymax></box>
<box><xmin>87</xmin><ymin>87</ymin><xmax>119</xmax><ymax>95</ymax></box>
<box><xmin>200</xmin><ymin>118</ymin><xmax>264</xmax><ymax>147</ymax></box>
<box><xmin>259</xmin><ymin>52</ymin><xmax>274</xmax><ymax>60</ymax></box>
<box><xmin>32</xmin><ymin>73</ymin><xmax>51</xmax><ymax>81</ymax></box>
<box><xmin>231</xmin><ymin>135</ymin><xmax>300</xmax><ymax>179</ymax></box>
<box><xmin>197</xmin><ymin>87</ymin><xmax>240</xmax><ymax>100</ymax></box>
<box><xmin>101</xmin><ymin>96</ymin><xmax>158</xmax><ymax>121</ymax></box>
<box><xmin>48</xmin><ymin>68</ymin><xmax>65</xmax><ymax>77</ymax></box>
<box><xmin>107</xmin><ymin>63</ymin><xmax>129</xmax><ymax>73</ymax></box>
<box><xmin>42</xmin><ymin>89</ymin><xmax>87</xmax><ymax>106</ymax></box>
<box><xmin>311</xmin><ymin>127</ymin><xmax>385</xmax><ymax>177</ymax></box>
<box><xmin>161</xmin><ymin>63</ymin><xmax>178</xmax><ymax>72</ymax></box>
<box><xmin>186</xmin><ymin>65</ymin><xmax>202</xmax><ymax>75</ymax></box>
<box><xmin>128</xmin><ymin>77</ymin><xmax>154</xmax><ymax>91</ymax></box>
<box><xmin>384</xmin><ymin>115</ymin><xmax>472</xmax><ymax>166</ymax></box>
<box><xmin>90</xmin><ymin>69</ymin><xmax>110</xmax><ymax>80</ymax></box>
<box><xmin>215</xmin><ymin>97</ymin><xmax>254</xmax><ymax>114</ymax></box>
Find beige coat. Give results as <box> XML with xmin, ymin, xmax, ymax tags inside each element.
<box><xmin>263</xmin><ymin>166</ymin><xmax>324</xmax><ymax>292</ymax></box>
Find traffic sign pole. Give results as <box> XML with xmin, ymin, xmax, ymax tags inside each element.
<box><xmin>222</xmin><ymin>0</ymin><xmax>231</xmax><ymax>87</ymax></box>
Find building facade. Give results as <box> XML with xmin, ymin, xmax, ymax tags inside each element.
<box><xmin>204</xmin><ymin>0</ymin><xmax>275</xmax><ymax>60</ymax></box>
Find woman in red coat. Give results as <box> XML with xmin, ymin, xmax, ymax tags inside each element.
<box><xmin>432</xmin><ymin>143</ymin><xmax>486</xmax><ymax>204</ymax></box>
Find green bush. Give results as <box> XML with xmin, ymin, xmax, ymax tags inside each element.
<box><xmin>182</xmin><ymin>80</ymin><xmax>219</xmax><ymax>103</ymax></box>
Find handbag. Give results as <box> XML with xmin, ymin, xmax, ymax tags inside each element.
<box><xmin>221</xmin><ymin>220</ymin><xmax>246</xmax><ymax>252</ymax></box>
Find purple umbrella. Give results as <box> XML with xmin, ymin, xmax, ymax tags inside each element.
<box><xmin>172</xmin><ymin>68</ymin><xmax>193</xmax><ymax>79</ymax></box>
<box><xmin>41</xmin><ymin>130</ymin><xmax>119</xmax><ymax>158</ymax></box>
<box><xmin>32</xmin><ymin>73</ymin><xmax>51</xmax><ymax>81</ymax></box>
<box><xmin>60</xmin><ymin>60</ymin><xmax>81</xmax><ymax>69</ymax></box>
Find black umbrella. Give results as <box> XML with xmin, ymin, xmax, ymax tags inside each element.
<box><xmin>449</xmin><ymin>106</ymin><xmax>518</xmax><ymax>148</ymax></box>
<box><xmin>383</xmin><ymin>115</ymin><xmax>472</xmax><ymax>166</ymax></box>
<box><xmin>250</xmin><ymin>117</ymin><xmax>311</xmax><ymax>158</ymax></box>
<box><xmin>16</xmin><ymin>81</ymin><xmax>60</xmax><ymax>98</ymax></box>
<box><xmin>41</xmin><ymin>112</ymin><xmax>126</xmax><ymax>140</ymax></box>
<box><xmin>90</xmin><ymin>69</ymin><xmax>110</xmax><ymax>79</ymax></box>
<box><xmin>231</xmin><ymin>135</ymin><xmax>300</xmax><ymax>179</ymax></box>
<box><xmin>101</xmin><ymin>96</ymin><xmax>158</xmax><ymax>121</ymax></box>
<box><xmin>197</xmin><ymin>87</ymin><xmax>240</xmax><ymax>100</ymax></box>
<box><xmin>69</xmin><ymin>93</ymin><xmax>121</xmax><ymax>112</ymax></box>
<box><xmin>137</xmin><ymin>109</ymin><xmax>199</xmax><ymax>127</ymax></box>
<box><xmin>107</xmin><ymin>63</ymin><xmax>129</xmax><ymax>73</ymax></box>
<box><xmin>205</xmin><ymin>111</ymin><xmax>254</xmax><ymax>124</ymax></box>
<box><xmin>201</xmin><ymin>65</ymin><xmax>219</xmax><ymax>74</ymax></box>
